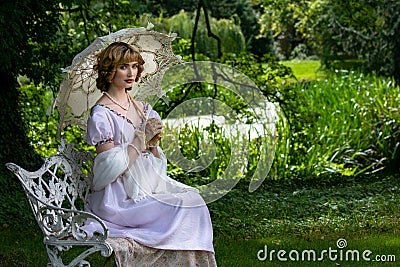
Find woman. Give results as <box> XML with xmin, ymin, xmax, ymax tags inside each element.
<box><xmin>83</xmin><ymin>42</ymin><xmax>216</xmax><ymax>265</ymax></box>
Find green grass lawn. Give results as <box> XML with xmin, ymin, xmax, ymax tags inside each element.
<box><xmin>1</xmin><ymin>174</ymin><xmax>399</xmax><ymax>266</ymax></box>
<box><xmin>0</xmin><ymin>229</ymin><xmax>400</xmax><ymax>267</ymax></box>
<box><xmin>1</xmin><ymin>227</ymin><xmax>398</xmax><ymax>266</ymax></box>
<box><xmin>216</xmin><ymin>234</ymin><xmax>399</xmax><ymax>266</ymax></box>
<box><xmin>281</xmin><ymin>60</ymin><xmax>326</xmax><ymax>80</ymax></box>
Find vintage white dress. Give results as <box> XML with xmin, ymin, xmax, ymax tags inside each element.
<box><xmin>83</xmin><ymin>104</ymin><xmax>215</xmax><ymax>257</ymax></box>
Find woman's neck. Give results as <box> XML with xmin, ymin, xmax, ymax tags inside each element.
<box><xmin>107</xmin><ymin>88</ymin><xmax>128</xmax><ymax>103</ymax></box>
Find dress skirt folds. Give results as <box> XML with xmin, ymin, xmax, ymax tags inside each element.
<box><xmin>83</xmin><ymin>104</ymin><xmax>216</xmax><ymax>266</ymax></box>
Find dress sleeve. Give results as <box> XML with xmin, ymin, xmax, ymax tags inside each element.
<box><xmin>86</xmin><ymin>107</ymin><xmax>114</xmax><ymax>146</ymax></box>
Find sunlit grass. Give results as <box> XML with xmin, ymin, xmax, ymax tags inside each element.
<box><xmin>281</xmin><ymin>60</ymin><xmax>326</xmax><ymax>80</ymax></box>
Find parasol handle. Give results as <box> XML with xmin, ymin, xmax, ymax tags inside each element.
<box><xmin>128</xmin><ymin>94</ymin><xmax>147</xmax><ymax>121</ymax></box>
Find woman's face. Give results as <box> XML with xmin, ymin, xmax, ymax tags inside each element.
<box><xmin>110</xmin><ymin>61</ymin><xmax>139</xmax><ymax>90</ymax></box>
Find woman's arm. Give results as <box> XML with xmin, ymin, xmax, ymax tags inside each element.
<box><xmin>96</xmin><ymin>142</ymin><xmax>114</xmax><ymax>154</ymax></box>
<box><xmin>95</xmin><ymin>130</ymin><xmax>145</xmax><ymax>169</ymax></box>
<box><xmin>149</xmin><ymin>146</ymin><xmax>160</xmax><ymax>158</ymax></box>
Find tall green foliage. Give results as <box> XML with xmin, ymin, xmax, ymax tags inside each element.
<box><xmin>163</xmin><ymin>11</ymin><xmax>246</xmax><ymax>59</ymax></box>
<box><xmin>274</xmin><ymin>71</ymin><xmax>400</xmax><ymax>178</ymax></box>
<box><xmin>204</xmin><ymin>0</ymin><xmax>261</xmax><ymax>53</ymax></box>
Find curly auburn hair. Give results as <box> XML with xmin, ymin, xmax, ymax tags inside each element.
<box><xmin>94</xmin><ymin>42</ymin><xmax>145</xmax><ymax>92</ymax></box>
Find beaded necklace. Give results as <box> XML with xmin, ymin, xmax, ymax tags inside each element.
<box><xmin>103</xmin><ymin>92</ymin><xmax>130</xmax><ymax>111</ymax></box>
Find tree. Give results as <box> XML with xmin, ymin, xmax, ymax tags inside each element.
<box><xmin>0</xmin><ymin>0</ymin><xmax>63</xmax><ymax>171</ymax></box>
<box><xmin>0</xmin><ymin>0</ymin><xmax>149</xmax><ymax>165</ymax></box>
<box><xmin>144</xmin><ymin>0</ymin><xmax>197</xmax><ymax>17</ymax></box>
<box><xmin>0</xmin><ymin>0</ymin><xmax>145</xmax><ymax>226</ymax></box>
<box><xmin>259</xmin><ymin>0</ymin><xmax>310</xmax><ymax>59</ymax></box>
<box><xmin>0</xmin><ymin>0</ymin><xmax>64</xmax><ymax>226</ymax></box>
<box><xmin>259</xmin><ymin>0</ymin><xmax>400</xmax><ymax>82</ymax></box>
<box><xmin>307</xmin><ymin>0</ymin><xmax>400</xmax><ymax>82</ymax></box>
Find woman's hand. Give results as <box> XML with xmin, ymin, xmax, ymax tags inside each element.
<box><xmin>145</xmin><ymin>118</ymin><xmax>163</xmax><ymax>147</ymax></box>
<box><xmin>147</xmin><ymin>133</ymin><xmax>162</xmax><ymax>147</ymax></box>
<box><xmin>132</xmin><ymin>129</ymin><xmax>146</xmax><ymax>152</ymax></box>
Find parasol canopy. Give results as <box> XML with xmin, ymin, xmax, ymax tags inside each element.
<box><xmin>54</xmin><ymin>26</ymin><xmax>183</xmax><ymax>132</ymax></box>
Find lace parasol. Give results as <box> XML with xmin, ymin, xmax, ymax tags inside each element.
<box><xmin>54</xmin><ymin>26</ymin><xmax>183</xmax><ymax>132</ymax></box>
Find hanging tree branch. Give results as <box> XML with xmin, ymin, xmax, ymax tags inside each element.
<box><xmin>334</xmin><ymin>19</ymin><xmax>373</xmax><ymax>41</ymax></box>
<box><xmin>191</xmin><ymin>0</ymin><xmax>222</xmax><ymax>130</ymax></box>
<box><xmin>191</xmin><ymin>0</ymin><xmax>222</xmax><ymax>62</ymax></box>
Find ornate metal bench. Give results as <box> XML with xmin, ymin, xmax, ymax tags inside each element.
<box><xmin>5</xmin><ymin>140</ymin><xmax>113</xmax><ymax>267</ymax></box>
<box><xmin>6</xmin><ymin>140</ymin><xmax>217</xmax><ymax>267</ymax></box>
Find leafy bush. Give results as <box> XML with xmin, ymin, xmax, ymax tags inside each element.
<box><xmin>18</xmin><ymin>81</ymin><xmax>59</xmax><ymax>157</ymax></box>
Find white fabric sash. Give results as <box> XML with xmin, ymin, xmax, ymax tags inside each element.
<box><xmin>92</xmin><ymin>146</ymin><xmax>128</xmax><ymax>191</ymax></box>
<box><xmin>92</xmin><ymin>146</ymin><xmax>197</xmax><ymax>201</ymax></box>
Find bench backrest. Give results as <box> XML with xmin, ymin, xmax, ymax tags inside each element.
<box><xmin>6</xmin><ymin>140</ymin><xmax>94</xmax><ymax>237</ymax></box>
